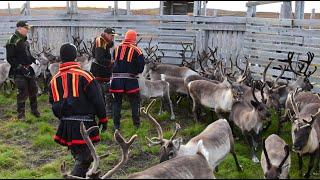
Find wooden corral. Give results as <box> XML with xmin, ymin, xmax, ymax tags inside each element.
<box><xmin>1</xmin><ymin>1</ymin><xmax>320</xmax><ymax>92</ymax></box>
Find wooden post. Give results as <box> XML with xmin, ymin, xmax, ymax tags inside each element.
<box><xmin>294</xmin><ymin>1</ymin><xmax>304</xmax><ymax>19</ymax></box>
<box><xmin>7</xmin><ymin>3</ymin><xmax>11</xmax><ymax>15</ymax></box>
<box><xmin>160</xmin><ymin>1</ymin><xmax>164</xmax><ymax>15</ymax></box>
<box><xmin>193</xmin><ymin>1</ymin><xmax>200</xmax><ymax>16</ymax></box>
<box><xmin>114</xmin><ymin>1</ymin><xmax>118</xmax><ymax>16</ymax></box>
<box><xmin>203</xmin><ymin>1</ymin><xmax>207</xmax><ymax>16</ymax></box>
<box><xmin>280</xmin><ymin>1</ymin><xmax>292</xmax><ymax>19</ymax></box>
<box><xmin>66</xmin><ymin>1</ymin><xmax>70</xmax><ymax>13</ymax></box>
<box><xmin>310</xmin><ymin>8</ymin><xmax>315</xmax><ymax>19</ymax></box>
<box><xmin>309</xmin><ymin>8</ymin><xmax>315</xmax><ymax>29</ymax></box>
<box><xmin>213</xmin><ymin>9</ymin><xmax>218</xmax><ymax>17</ymax></box>
<box><xmin>25</xmin><ymin>1</ymin><xmax>30</xmax><ymax>15</ymax></box>
<box><xmin>70</xmin><ymin>1</ymin><xmax>78</xmax><ymax>14</ymax></box>
<box><xmin>126</xmin><ymin>1</ymin><xmax>131</xmax><ymax>15</ymax></box>
<box><xmin>252</xmin><ymin>5</ymin><xmax>256</xmax><ymax>17</ymax></box>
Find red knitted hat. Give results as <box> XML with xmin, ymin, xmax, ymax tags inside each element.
<box><xmin>124</xmin><ymin>29</ymin><xmax>137</xmax><ymax>43</ymax></box>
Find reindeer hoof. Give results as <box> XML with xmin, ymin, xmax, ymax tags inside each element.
<box><xmin>304</xmin><ymin>173</ymin><xmax>310</xmax><ymax>179</ymax></box>
<box><xmin>170</xmin><ymin>115</ymin><xmax>175</xmax><ymax>120</ymax></box>
<box><xmin>237</xmin><ymin>165</ymin><xmax>244</xmax><ymax>172</ymax></box>
<box><xmin>252</xmin><ymin>156</ymin><xmax>260</xmax><ymax>164</ymax></box>
<box><xmin>313</xmin><ymin>171</ymin><xmax>320</xmax><ymax>176</ymax></box>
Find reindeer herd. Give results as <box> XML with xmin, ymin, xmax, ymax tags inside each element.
<box><xmin>1</xmin><ymin>35</ymin><xmax>320</xmax><ymax>179</ymax></box>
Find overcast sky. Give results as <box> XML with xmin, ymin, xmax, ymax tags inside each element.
<box><xmin>0</xmin><ymin>1</ymin><xmax>319</xmax><ymax>13</ymax></box>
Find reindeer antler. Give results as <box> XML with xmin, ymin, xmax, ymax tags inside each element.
<box><xmin>101</xmin><ymin>130</ymin><xmax>138</xmax><ymax>179</ymax></box>
<box><xmin>140</xmin><ymin>99</ymin><xmax>164</xmax><ymax>147</ymax></box>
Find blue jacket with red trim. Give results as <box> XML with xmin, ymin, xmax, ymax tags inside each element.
<box><xmin>49</xmin><ymin>62</ymin><xmax>108</xmax><ymax>124</ymax></box>
<box><xmin>109</xmin><ymin>41</ymin><xmax>145</xmax><ymax>94</ymax></box>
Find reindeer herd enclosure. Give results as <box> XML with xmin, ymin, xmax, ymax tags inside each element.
<box><xmin>2</xmin><ymin>1</ymin><xmax>320</xmax><ymax>179</ymax></box>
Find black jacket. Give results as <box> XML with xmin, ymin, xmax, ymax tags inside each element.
<box><xmin>5</xmin><ymin>30</ymin><xmax>36</xmax><ymax>76</ymax></box>
<box><xmin>90</xmin><ymin>35</ymin><xmax>113</xmax><ymax>82</ymax></box>
<box><xmin>49</xmin><ymin>62</ymin><xmax>108</xmax><ymax>124</ymax></box>
<box><xmin>109</xmin><ymin>41</ymin><xmax>145</xmax><ymax>94</ymax></box>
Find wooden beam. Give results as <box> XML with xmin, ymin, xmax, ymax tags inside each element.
<box><xmin>280</xmin><ymin>1</ymin><xmax>292</xmax><ymax>19</ymax></box>
<box><xmin>193</xmin><ymin>1</ymin><xmax>200</xmax><ymax>16</ymax></box>
<box><xmin>126</xmin><ymin>1</ymin><xmax>130</xmax><ymax>15</ymax></box>
<box><xmin>114</xmin><ymin>1</ymin><xmax>118</xmax><ymax>16</ymax></box>
<box><xmin>294</xmin><ymin>1</ymin><xmax>304</xmax><ymax>19</ymax></box>
<box><xmin>25</xmin><ymin>1</ymin><xmax>30</xmax><ymax>15</ymax></box>
<box><xmin>203</xmin><ymin>1</ymin><xmax>207</xmax><ymax>16</ymax></box>
<box><xmin>7</xmin><ymin>3</ymin><xmax>11</xmax><ymax>15</ymax></box>
<box><xmin>160</xmin><ymin>1</ymin><xmax>164</xmax><ymax>15</ymax></box>
<box><xmin>246</xmin><ymin>1</ymin><xmax>281</xmax><ymax>7</ymax></box>
<box><xmin>70</xmin><ymin>1</ymin><xmax>77</xmax><ymax>14</ymax></box>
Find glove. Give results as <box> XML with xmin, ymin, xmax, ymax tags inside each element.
<box><xmin>99</xmin><ymin>122</ymin><xmax>108</xmax><ymax>132</ymax></box>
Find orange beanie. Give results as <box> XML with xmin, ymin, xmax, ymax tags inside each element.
<box><xmin>124</xmin><ymin>29</ymin><xmax>137</xmax><ymax>43</ymax></box>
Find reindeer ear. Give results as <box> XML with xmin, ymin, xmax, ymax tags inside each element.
<box><xmin>172</xmin><ymin>137</ymin><xmax>183</xmax><ymax>150</ymax></box>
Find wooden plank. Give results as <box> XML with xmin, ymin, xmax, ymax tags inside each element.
<box><xmin>246</xmin><ymin>1</ymin><xmax>281</xmax><ymax>7</ymax></box>
<box><xmin>244</xmin><ymin>32</ymin><xmax>304</xmax><ymax>44</ymax></box>
<box><xmin>246</xmin><ymin>25</ymin><xmax>320</xmax><ymax>37</ymax></box>
<box><xmin>247</xmin><ymin>17</ymin><xmax>292</xmax><ymax>26</ymax></box>
<box><xmin>243</xmin><ymin>41</ymin><xmax>320</xmax><ymax>57</ymax></box>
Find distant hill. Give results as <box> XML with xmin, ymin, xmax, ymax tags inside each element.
<box><xmin>0</xmin><ymin>7</ymin><xmax>318</xmax><ymax>19</ymax></box>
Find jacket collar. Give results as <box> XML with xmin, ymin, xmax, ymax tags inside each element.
<box><xmin>15</xmin><ymin>30</ymin><xmax>27</xmax><ymax>41</ymax></box>
<box><xmin>59</xmin><ymin>62</ymin><xmax>81</xmax><ymax>71</ymax></box>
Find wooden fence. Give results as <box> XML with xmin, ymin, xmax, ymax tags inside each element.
<box><xmin>243</xmin><ymin>17</ymin><xmax>320</xmax><ymax>92</ymax></box>
<box><xmin>1</xmin><ymin>12</ymin><xmax>320</xmax><ymax>92</ymax></box>
<box><xmin>0</xmin><ymin>14</ymin><xmax>246</xmax><ymax>65</ymax></box>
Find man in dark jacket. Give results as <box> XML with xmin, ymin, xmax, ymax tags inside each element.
<box><xmin>90</xmin><ymin>28</ymin><xmax>117</xmax><ymax>119</ymax></box>
<box><xmin>49</xmin><ymin>43</ymin><xmax>108</xmax><ymax>178</ymax></box>
<box><xmin>5</xmin><ymin>20</ymin><xmax>40</xmax><ymax>120</ymax></box>
<box><xmin>110</xmin><ymin>29</ymin><xmax>145</xmax><ymax>130</ymax></box>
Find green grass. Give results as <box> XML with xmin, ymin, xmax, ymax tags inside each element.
<box><xmin>0</xmin><ymin>92</ymin><xmax>320</xmax><ymax>179</ymax></box>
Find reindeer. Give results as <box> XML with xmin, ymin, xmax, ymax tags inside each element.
<box><xmin>188</xmin><ymin>61</ymin><xmax>245</xmax><ymax>121</ymax></box>
<box><xmin>141</xmin><ymin>99</ymin><xmax>243</xmax><ymax>173</ymax></box>
<box><xmin>138</xmin><ymin>71</ymin><xmax>175</xmax><ymax>120</ymax></box>
<box><xmin>261</xmin><ymin>134</ymin><xmax>291</xmax><ymax>179</ymax></box>
<box><xmin>276</xmin><ymin>52</ymin><xmax>317</xmax><ymax>107</ymax></box>
<box><xmin>60</xmin><ymin>122</ymin><xmax>137</xmax><ymax>179</ymax></box>
<box><xmin>229</xmin><ymin>80</ymin><xmax>271</xmax><ymax>163</ymax></box>
<box><xmin>0</xmin><ymin>61</ymin><xmax>12</xmax><ymax>93</ymax></box>
<box><xmin>128</xmin><ymin>143</ymin><xmax>215</xmax><ymax>179</ymax></box>
<box><xmin>287</xmin><ymin>88</ymin><xmax>320</xmax><ymax>178</ymax></box>
<box><xmin>143</xmin><ymin>38</ymin><xmax>198</xmax><ymax>81</ymax></box>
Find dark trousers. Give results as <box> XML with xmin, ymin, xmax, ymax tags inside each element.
<box><xmin>14</xmin><ymin>75</ymin><xmax>38</xmax><ymax>115</ymax></box>
<box><xmin>113</xmin><ymin>93</ymin><xmax>140</xmax><ymax>129</ymax></box>
<box><xmin>99</xmin><ymin>81</ymin><xmax>113</xmax><ymax>117</ymax></box>
<box><xmin>70</xmin><ymin>145</ymin><xmax>94</xmax><ymax>178</ymax></box>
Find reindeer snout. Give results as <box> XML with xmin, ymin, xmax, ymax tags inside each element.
<box><xmin>293</xmin><ymin>145</ymin><xmax>302</xmax><ymax>151</ymax></box>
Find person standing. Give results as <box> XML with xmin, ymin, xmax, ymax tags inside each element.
<box><xmin>49</xmin><ymin>43</ymin><xmax>108</xmax><ymax>177</ymax></box>
<box><xmin>110</xmin><ymin>29</ymin><xmax>145</xmax><ymax>130</ymax></box>
<box><xmin>5</xmin><ymin>20</ymin><xmax>40</xmax><ymax>120</ymax></box>
<box><xmin>90</xmin><ymin>28</ymin><xmax>117</xmax><ymax>120</ymax></box>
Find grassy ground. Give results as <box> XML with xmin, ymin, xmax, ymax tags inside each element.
<box><xmin>0</xmin><ymin>92</ymin><xmax>320</xmax><ymax>179</ymax></box>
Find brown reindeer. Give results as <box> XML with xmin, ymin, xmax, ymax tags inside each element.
<box><xmin>229</xmin><ymin>80</ymin><xmax>271</xmax><ymax>163</ymax></box>
<box><xmin>287</xmin><ymin>88</ymin><xmax>320</xmax><ymax>178</ymax></box>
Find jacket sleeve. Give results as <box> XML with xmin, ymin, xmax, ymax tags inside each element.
<box><xmin>85</xmin><ymin>78</ymin><xmax>108</xmax><ymax>123</ymax></box>
<box><xmin>135</xmin><ymin>52</ymin><xmax>145</xmax><ymax>74</ymax></box>
<box><xmin>5</xmin><ymin>44</ymin><xmax>18</xmax><ymax>67</ymax></box>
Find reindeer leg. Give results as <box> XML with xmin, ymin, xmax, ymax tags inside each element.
<box><xmin>230</xmin><ymin>148</ymin><xmax>243</xmax><ymax>172</ymax></box>
<box><xmin>304</xmin><ymin>151</ymin><xmax>317</xmax><ymax>178</ymax></box>
<box><xmin>168</xmin><ymin>96</ymin><xmax>175</xmax><ymax>120</ymax></box>
<box><xmin>313</xmin><ymin>148</ymin><xmax>320</xmax><ymax>176</ymax></box>
<box><xmin>244</xmin><ymin>131</ymin><xmax>259</xmax><ymax>163</ymax></box>
<box><xmin>158</xmin><ymin>98</ymin><xmax>163</xmax><ymax>116</ymax></box>
<box><xmin>298</xmin><ymin>153</ymin><xmax>303</xmax><ymax>177</ymax></box>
